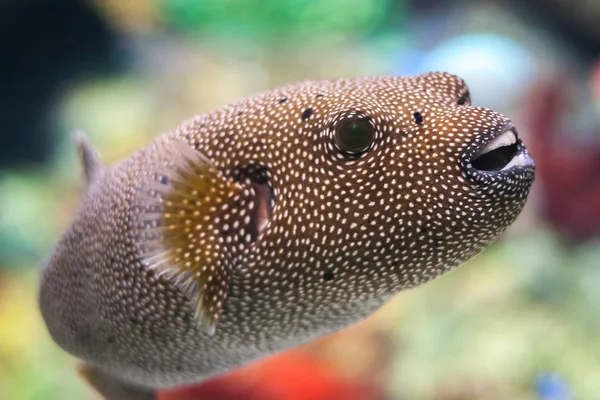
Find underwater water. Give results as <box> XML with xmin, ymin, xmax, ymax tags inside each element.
<box><xmin>1</xmin><ymin>0</ymin><xmax>599</xmax><ymax>399</ymax></box>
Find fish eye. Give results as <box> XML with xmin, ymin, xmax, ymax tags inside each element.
<box><xmin>457</xmin><ymin>91</ymin><xmax>470</xmax><ymax>105</ymax></box>
<box><xmin>334</xmin><ymin>116</ymin><xmax>375</xmax><ymax>158</ymax></box>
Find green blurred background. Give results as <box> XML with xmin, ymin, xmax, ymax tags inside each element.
<box><xmin>1</xmin><ymin>0</ymin><xmax>600</xmax><ymax>399</ymax></box>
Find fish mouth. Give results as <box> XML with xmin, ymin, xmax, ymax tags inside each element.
<box><xmin>469</xmin><ymin>126</ymin><xmax>534</xmax><ymax>173</ymax></box>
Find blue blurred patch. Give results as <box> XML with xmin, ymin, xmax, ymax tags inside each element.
<box><xmin>535</xmin><ymin>372</ymin><xmax>572</xmax><ymax>400</ymax></box>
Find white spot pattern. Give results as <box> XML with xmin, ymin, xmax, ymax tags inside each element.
<box><xmin>39</xmin><ymin>72</ymin><xmax>534</xmax><ymax>390</ymax></box>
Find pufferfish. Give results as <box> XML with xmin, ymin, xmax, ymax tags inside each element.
<box><xmin>39</xmin><ymin>72</ymin><xmax>535</xmax><ymax>400</ymax></box>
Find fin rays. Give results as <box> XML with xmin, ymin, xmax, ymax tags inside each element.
<box><xmin>132</xmin><ymin>140</ymin><xmax>245</xmax><ymax>335</ymax></box>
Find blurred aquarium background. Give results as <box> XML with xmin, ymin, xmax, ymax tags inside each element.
<box><xmin>1</xmin><ymin>0</ymin><xmax>599</xmax><ymax>399</ymax></box>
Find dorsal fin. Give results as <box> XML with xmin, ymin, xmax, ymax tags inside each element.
<box><xmin>132</xmin><ymin>140</ymin><xmax>259</xmax><ymax>335</ymax></box>
<box><xmin>74</xmin><ymin>131</ymin><xmax>103</xmax><ymax>186</ymax></box>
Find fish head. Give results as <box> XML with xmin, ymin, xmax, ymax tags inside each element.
<box><xmin>269</xmin><ymin>72</ymin><xmax>535</xmax><ymax>290</ymax></box>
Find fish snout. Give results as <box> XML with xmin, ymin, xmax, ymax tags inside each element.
<box><xmin>470</xmin><ymin>125</ymin><xmax>534</xmax><ymax>172</ymax></box>
<box><xmin>455</xmin><ymin>107</ymin><xmax>535</xmax><ymax>182</ymax></box>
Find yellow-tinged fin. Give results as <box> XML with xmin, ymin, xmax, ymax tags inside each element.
<box><xmin>78</xmin><ymin>362</ymin><xmax>156</xmax><ymax>400</ymax></box>
<box><xmin>133</xmin><ymin>140</ymin><xmax>255</xmax><ymax>335</ymax></box>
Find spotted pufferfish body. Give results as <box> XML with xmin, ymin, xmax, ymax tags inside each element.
<box><xmin>39</xmin><ymin>72</ymin><xmax>535</xmax><ymax>400</ymax></box>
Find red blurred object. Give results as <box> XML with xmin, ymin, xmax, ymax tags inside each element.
<box><xmin>524</xmin><ymin>72</ymin><xmax>600</xmax><ymax>242</ymax></box>
<box><xmin>592</xmin><ymin>61</ymin><xmax>600</xmax><ymax>107</ymax></box>
<box><xmin>158</xmin><ymin>350</ymin><xmax>382</xmax><ymax>400</ymax></box>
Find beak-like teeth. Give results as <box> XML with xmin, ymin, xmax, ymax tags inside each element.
<box><xmin>501</xmin><ymin>152</ymin><xmax>534</xmax><ymax>171</ymax></box>
<box><xmin>476</xmin><ymin>129</ymin><xmax>517</xmax><ymax>156</ymax></box>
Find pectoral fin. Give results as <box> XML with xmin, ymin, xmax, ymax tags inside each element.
<box><xmin>133</xmin><ymin>140</ymin><xmax>258</xmax><ymax>335</ymax></box>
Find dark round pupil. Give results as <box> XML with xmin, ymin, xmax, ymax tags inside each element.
<box><xmin>336</xmin><ymin>118</ymin><xmax>374</xmax><ymax>154</ymax></box>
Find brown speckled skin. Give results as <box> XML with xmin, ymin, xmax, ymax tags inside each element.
<box><xmin>39</xmin><ymin>72</ymin><xmax>534</xmax><ymax>392</ymax></box>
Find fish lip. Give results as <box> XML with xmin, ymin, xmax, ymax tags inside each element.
<box><xmin>463</xmin><ymin>123</ymin><xmax>536</xmax><ymax>178</ymax></box>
